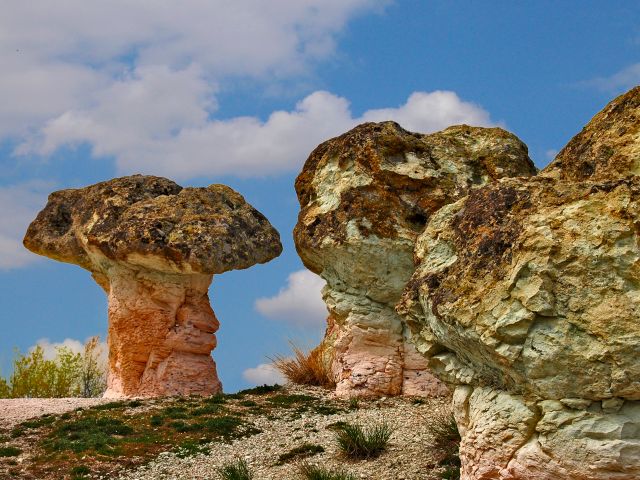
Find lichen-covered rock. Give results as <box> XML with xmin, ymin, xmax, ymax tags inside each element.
<box><xmin>543</xmin><ymin>86</ymin><xmax>640</xmax><ymax>181</ymax></box>
<box><xmin>294</xmin><ymin>121</ymin><xmax>536</xmax><ymax>397</ymax></box>
<box><xmin>399</xmin><ymin>176</ymin><xmax>640</xmax><ymax>478</ymax></box>
<box><xmin>398</xmin><ymin>88</ymin><xmax>640</xmax><ymax>479</ymax></box>
<box><xmin>24</xmin><ymin>175</ymin><xmax>282</xmax><ymax>398</ymax></box>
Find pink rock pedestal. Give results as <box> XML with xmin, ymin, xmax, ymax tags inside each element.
<box><xmin>103</xmin><ymin>265</ymin><xmax>221</xmax><ymax>398</ymax></box>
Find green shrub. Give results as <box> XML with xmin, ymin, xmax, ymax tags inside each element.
<box><xmin>334</xmin><ymin>421</ymin><xmax>392</xmax><ymax>459</ymax></box>
<box><xmin>217</xmin><ymin>458</ymin><xmax>253</xmax><ymax>480</ymax></box>
<box><xmin>236</xmin><ymin>384</ymin><xmax>282</xmax><ymax>395</ymax></box>
<box><xmin>0</xmin><ymin>446</ymin><xmax>22</xmax><ymax>457</ymax></box>
<box><xmin>299</xmin><ymin>463</ymin><xmax>356</xmax><ymax>480</ymax></box>
<box><xmin>150</xmin><ymin>415</ymin><xmax>165</xmax><ymax>426</ymax></box>
<box><xmin>1</xmin><ymin>337</ymin><xmax>107</xmax><ymax>398</ymax></box>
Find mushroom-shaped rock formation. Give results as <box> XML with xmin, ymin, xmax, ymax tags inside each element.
<box><xmin>294</xmin><ymin>121</ymin><xmax>537</xmax><ymax>397</ymax></box>
<box><xmin>24</xmin><ymin>175</ymin><xmax>282</xmax><ymax>398</ymax></box>
<box><xmin>398</xmin><ymin>88</ymin><xmax>640</xmax><ymax>479</ymax></box>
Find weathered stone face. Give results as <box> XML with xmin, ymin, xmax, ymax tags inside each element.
<box><xmin>24</xmin><ymin>175</ymin><xmax>282</xmax><ymax>398</ymax></box>
<box><xmin>398</xmin><ymin>88</ymin><xmax>640</xmax><ymax>479</ymax></box>
<box><xmin>294</xmin><ymin>121</ymin><xmax>537</xmax><ymax>397</ymax></box>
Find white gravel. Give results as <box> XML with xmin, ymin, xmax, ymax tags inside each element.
<box><xmin>116</xmin><ymin>387</ymin><xmax>450</xmax><ymax>480</ymax></box>
<box><xmin>0</xmin><ymin>397</ymin><xmax>112</xmax><ymax>428</ymax></box>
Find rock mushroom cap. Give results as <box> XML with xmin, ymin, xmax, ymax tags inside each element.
<box><xmin>24</xmin><ymin>175</ymin><xmax>282</xmax><ymax>275</ymax></box>
<box><xmin>543</xmin><ymin>86</ymin><xmax>640</xmax><ymax>181</ymax></box>
<box><xmin>294</xmin><ymin>121</ymin><xmax>537</xmax><ymax>302</ymax></box>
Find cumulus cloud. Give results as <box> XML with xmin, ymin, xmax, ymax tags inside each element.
<box><xmin>255</xmin><ymin>269</ymin><xmax>327</xmax><ymax>328</ymax></box>
<box><xmin>0</xmin><ymin>181</ymin><xmax>53</xmax><ymax>269</ymax></box>
<box><xmin>2</xmin><ymin>1</ymin><xmax>496</xmax><ymax>180</ymax></box>
<box><xmin>580</xmin><ymin>63</ymin><xmax>640</xmax><ymax>93</ymax></box>
<box><xmin>1</xmin><ymin>0</ymin><xmax>387</xmax><ymax>139</ymax></box>
<box><xmin>242</xmin><ymin>363</ymin><xmax>286</xmax><ymax>386</ymax></box>
<box><xmin>25</xmin><ymin>89</ymin><xmax>495</xmax><ymax>179</ymax></box>
<box><xmin>31</xmin><ymin>337</ymin><xmax>108</xmax><ymax>367</ymax></box>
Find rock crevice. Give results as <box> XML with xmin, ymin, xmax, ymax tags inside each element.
<box><xmin>295</xmin><ymin>121</ymin><xmax>537</xmax><ymax>397</ymax></box>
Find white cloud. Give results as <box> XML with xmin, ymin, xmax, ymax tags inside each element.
<box><xmin>0</xmin><ymin>181</ymin><xmax>53</xmax><ymax>269</ymax></box>
<box><xmin>545</xmin><ymin>149</ymin><xmax>558</xmax><ymax>160</ymax></box>
<box><xmin>2</xmin><ymin>1</ymin><xmax>497</xmax><ymax>180</ymax></box>
<box><xmin>24</xmin><ymin>89</ymin><xmax>496</xmax><ymax>179</ymax></box>
<box><xmin>581</xmin><ymin>63</ymin><xmax>640</xmax><ymax>92</ymax></box>
<box><xmin>361</xmin><ymin>91</ymin><xmax>492</xmax><ymax>132</ymax></box>
<box><xmin>31</xmin><ymin>337</ymin><xmax>108</xmax><ymax>367</ymax></box>
<box><xmin>242</xmin><ymin>363</ymin><xmax>286</xmax><ymax>386</ymax></box>
<box><xmin>0</xmin><ymin>0</ymin><xmax>387</xmax><ymax>140</ymax></box>
<box><xmin>255</xmin><ymin>269</ymin><xmax>327</xmax><ymax>328</ymax></box>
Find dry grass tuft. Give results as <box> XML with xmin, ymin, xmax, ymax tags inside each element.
<box><xmin>270</xmin><ymin>342</ymin><xmax>335</xmax><ymax>388</ymax></box>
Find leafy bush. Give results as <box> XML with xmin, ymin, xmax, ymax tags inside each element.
<box><xmin>271</xmin><ymin>342</ymin><xmax>335</xmax><ymax>388</ymax></box>
<box><xmin>217</xmin><ymin>458</ymin><xmax>253</xmax><ymax>480</ymax></box>
<box><xmin>0</xmin><ymin>336</ymin><xmax>106</xmax><ymax>398</ymax></box>
<box><xmin>334</xmin><ymin>421</ymin><xmax>393</xmax><ymax>459</ymax></box>
<box><xmin>299</xmin><ymin>463</ymin><xmax>356</xmax><ymax>480</ymax></box>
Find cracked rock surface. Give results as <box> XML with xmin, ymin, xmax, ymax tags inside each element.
<box><xmin>398</xmin><ymin>88</ymin><xmax>640</xmax><ymax>479</ymax></box>
<box><xmin>24</xmin><ymin>175</ymin><xmax>282</xmax><ymax>398</ymax></box>
<box><xmin>294</xmin><ymin>121</ymin><xmax>536</xmax><ymax>397</ymax></box>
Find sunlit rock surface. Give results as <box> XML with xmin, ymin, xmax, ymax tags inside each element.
<box><xmin>24</xmin><ymin>175</ymin><xmax>282</xmax><ymax>398</ymax></box>
<box><xmin>294</xmin><ymin>121</ymin><xmax>537</xmax><ymax>397</ymax></box>
<box><xmin>399</xmin><ymin>88</ymin><xmax>640</xmax><ymax>479</ymax></box>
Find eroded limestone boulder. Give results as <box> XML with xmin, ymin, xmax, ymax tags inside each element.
<box><xmin>294</xmin><ymin>121</ymin><xmax>537</xmax><ymax>397</ymax></box>
<box><xmin>24</xmin><ymin>175</ymin><xmax>282</xmax><ymax>398</ymax></box>
<box><xmin>398</xmin><ymin>88</ymin><xmax>640</xmax><ymax>478</ymax></box>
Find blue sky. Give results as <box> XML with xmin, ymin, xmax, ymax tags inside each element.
<box><xmin>1</xmin><ymin>1</ymin><xmax>639</xmax><ymax>392</ymax></box>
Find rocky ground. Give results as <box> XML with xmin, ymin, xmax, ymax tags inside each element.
<box><xmin>0</xmin><ymin>385</ymin><xmax>454</xmax><ymax>480</ymax></box>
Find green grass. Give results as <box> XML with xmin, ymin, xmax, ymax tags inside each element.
<box><xmin>162</xmin><ymin>406</ymin><xmax>189</xmax><ymax>419</ymax></box>
<box><xmin>91</xmin><ymin>401</ymin><xmax>127</xmax><ymax>410</ymax></box>
<box><xmin>70</xmin><ymin>465</ymin><xmax>91</xmax><ymax>477</ymax></box>
<box><xmin>217</xmin><ymin>458</ymin><xmax>253</xmax><ymax>480</ymax></box>
<box><xmin>150</xmin><ymin>414</ymin><xmax>165</xmax><ymax>426</ymax></box>
<box><xmin>426</xmin><ymin>412</ymin><xmax>461</xmax><ymax>479</ymax></box>
<box><xmin>312</xmin><ymin>404</ymin><xmax>341</xmax><ymax>415</ymax></box>
<box><xmin>276</xmin><ymin>443</ymin><xmax>324</xmax><ymax>465</ymax></box>
<box><xmin>204</xmin><ymin>394</ymin><xmax>227</xmax><ymax>405</ymax></box>
<box><xmin>334</xmin><ymin>421</ymin><xmax>393</xmax><ymax>459</ymax></box>
<box><xmin>173</xmin><ymin>439</ymin><xmax>210</xmax><ymax>458</ymax></box>
<box><xmin>299</xmin><ymin>463</ymin><xmax>356</xmax><ymax>480</ymax></box>
<box><xmin>21</xmin><ymin>414</ymin><xmax>55</xmax><ymax>429</ymax></box>
<box><xmin>0</xmin><ymin>446</ymin><xmax>22</xmax><ymax>457</ymax></box>
<box><xmin>267</xmin><ymin>394</ymin><xmax>316</xmax><ymax>408</ymax></box>
<box><xmin>191</xmin><ymin>404</ymin><xmax>224</xmax><ymax>416</ymax></box>
<box><xmin>43</xmin><ymin>416</ymin><xmax>134</xmax><ymax>455</ymax></box>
